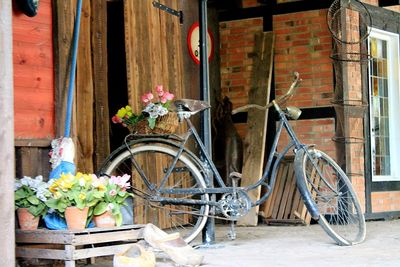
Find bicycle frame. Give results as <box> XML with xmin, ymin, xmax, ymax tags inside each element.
<box><xmin>127</xmin><ymin>99</ymin><xmax>307</xmax><ymax>209</ymax></box>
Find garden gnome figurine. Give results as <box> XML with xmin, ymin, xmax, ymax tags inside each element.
<box><xmin>45</xmin><ymin>137</ymin><xmax>76</xmax><ymax>229</ymax></box>
<box><xmin>49</xmin><ymin>137</ymin><xmax>76</xmax><ymax>179</ymax></box>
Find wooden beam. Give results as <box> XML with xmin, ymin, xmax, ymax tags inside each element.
<box><xmin>14</xmin><ymin>138</ymin><xmax>52</xmax><ymax>147</ymax></box>
<box><xmin>53</xmin><ymin>1</ymin><xmax>75</xmax><ymax>137</ymax></box>
<box><xmin>91</xmin><ymin>0</ymin><xmax>110</xmax><ymax>170</ymax></box>
<box><xmin>237</xmin><ymin>32</ymin><xmax>274</xmax><ymax>226</ymax></box>
<box><xmin>218</xmin><ymin>1</ymin><xmax>332</xmax><ymax>23</ymax></box>
<box><xmin>0</xmin><ymin>1</ymin><xmax>16</xmax><ymax>266</ymax></box>
<box><xmin>76</xmin><ymin>0</ymin><xmax>94</xmax><ymax>173</ymax></box>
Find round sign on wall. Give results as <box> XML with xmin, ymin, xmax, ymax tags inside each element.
<box><xmin>187</xmin><ymin>22</ymin><xmax>214</xmax><ymax>64</ymax></box>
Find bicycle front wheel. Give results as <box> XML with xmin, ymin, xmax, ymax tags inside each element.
<box><xmin>297</xmin><ymin>148</ymin><xmax>366</xmax><ymax>246</ymax></box>
<box><xmin>100</xmin><ymin>143</ymin><xmax>210</xmax><ymax>243</ymax></box>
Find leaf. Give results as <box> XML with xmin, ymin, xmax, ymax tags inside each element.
<box><xmin>148</xmin><ymin>118</ymin><xmax>156</xmax><ymax>129</ymax></box>
<box><xmin>115</xmin><ymin>213</ymin><xmax>123</xmax><ymax>227</ymax></box>
<box><xmin>93</xmin><ymin>202</ymin><xmax>108</xmax><ymax>215</ymax></box>
<box><xmin>27</xmin><ymin>196</ymin><xmax>40</xmax><ymax>205</ymax></box>
<box><xmin>28</xmin><ymin>206</ymin><xmax>41</xmax><ymax>217</ymax></box>
<box><xmin>15</xmin><ymin>189</ymin><xmax>27</xmax><ymax>200</ymax></box>
<box><xmin>87</xmin><ymin>199</ymin><xmax>100</xmax><ymax>207</ymax></box>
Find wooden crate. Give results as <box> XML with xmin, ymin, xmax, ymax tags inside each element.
<box><xmin>260</xmin><ymin>157</ymin><xmax>311</xmax><ymax>225</ymax></box>
<box><xmin>16</xmin><ymin>225</ymin><xmax>144</xmax><ymax>267</ymax></box>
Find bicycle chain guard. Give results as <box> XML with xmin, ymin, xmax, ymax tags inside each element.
<box><xmin>218</xmin><ymin>190</ymin><xmax>252</xmax><ymax>220</ymax></box>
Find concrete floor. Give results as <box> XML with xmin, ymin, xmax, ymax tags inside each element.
<box><xmin>80</xmin><ymin>219</ymin><xmax>400</xmax><ymax>267</ymax></box>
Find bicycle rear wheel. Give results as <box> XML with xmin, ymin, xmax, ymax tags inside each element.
<box><xmin>297</xmin><ymin>148</ymin><xmax>366</xmax><ymax>246</ymax></box>
<box><xmin>99</xmin><ymin>143</ymin><xmax>210</xmax><ymax>243</ymax></box>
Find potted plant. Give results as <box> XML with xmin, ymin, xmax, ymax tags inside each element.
<box><xmin>46</xmin><ymin>172</ymin><xmax>105</xmax><ymax>230</ymax></box>
<box><xmin>14</xmin><ymin>175</ymin><xmax>51</xmax><ymax>230</ymax></box>
<box><xmin>111</xmin><ymin>85</ymin><xmax>177</xmax><ymax>134</ymax></box>
<box><xmin>93</xmin><ymin>174</ymin><xmax>133</xmax><ymax>227</ymax></box>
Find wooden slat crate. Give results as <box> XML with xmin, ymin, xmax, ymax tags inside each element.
<box><xmin>259</xmin><ymin>156</ymin><xmax>311</xmax><ymax>225</ymax></box>
<box><xmin>16</xmin><ymin>225</ymin><xmax>144</xmax><ymax>267</ymax></box>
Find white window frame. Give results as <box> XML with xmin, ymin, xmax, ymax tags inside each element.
<box><xmin>368</xmin><ymin>27</ymin><xmax>400</xmax><ymax>182</ymax></box>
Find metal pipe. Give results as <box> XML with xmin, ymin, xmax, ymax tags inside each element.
<box><xmin>199</xmin><ymin>0</ymin><xmax>215</xmax><ymax>245</ymax></box>
<box><xmin>0</xmin><ymin>1</ymin><xmax>15</xmax><ymax>266</ymax></box>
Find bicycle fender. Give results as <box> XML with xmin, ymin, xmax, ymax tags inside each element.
<box><xmin>294</xmin><ymin>149</ymin><xmax>320</xmax><ymax>220</ymax></box>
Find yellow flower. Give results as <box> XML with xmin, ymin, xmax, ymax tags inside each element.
<box><xmin>53</xmin><ymin>191</ymin><xmax>62</xmax><ymax>199</ymax></box>
<box><xmin>116</xmin><ymin>107</ymin><xmax>128</xmax><ymax>118</ymax></box>
<box><xmin>49</xmin><ymin>182</ymin><xmax>59</xmax><ymax>193</ymax></box>
<box><xmin>97</xmin><ymin>184</ymin><xmax>106</xmax><ymax>191</ymax></box>
<box><xmin>79</xmin><ymin>192</ymin><xmax>86</xmax><ymax>200</ymax></box>
<box><xmin>59</xmin><ymin>180</ymin><xmax>73</xmax><ymax>191</ymax></box>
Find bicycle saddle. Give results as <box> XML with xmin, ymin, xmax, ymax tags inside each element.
<box><xmin>173</xmin><ymin>99</ymin><xmax>210</xmax><ymax>114</ymax></box>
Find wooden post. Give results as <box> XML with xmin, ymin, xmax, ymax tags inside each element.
<box><xmin>53</xmin><ymin>0</ymin><xmax>74</xmax><ymax>137</ymax></box>
<box><xmin>0</xmin><ymin>1</ymin><xmax>16</xmax><ymax>266</ymax></box>
<box><xmin>237</xmin><ymin>32</ymin><xmax>274</xmax><ymax>226</ymax></box>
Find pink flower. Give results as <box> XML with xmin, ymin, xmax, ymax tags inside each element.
<box><xmin>109</xmin><ymin>189</ymin><xmax>117</xmax><ymax>196</ymax></box>
<box><xmin>110</xmin><ymin>174</ymin><xmax>131</xmax><ymax>189</ymax></box>
<box><xmin>156</xmin><ymin>85</ymin><xmax>164</xmax><ymax>97</ymax></box>
<box><xmin>141</xmin><ymin>92</ymin><xmax>154</xmax><ymax>103</ymax></box>
<box><xmin>164</xmin><ymin>92</ymin><xmax>174</xmax><ymax>101</ymax></box>
<box><xmin>160</xmin><ymin>96</ymin><xmax>168</xmax><ymax>104</ymax></box>
<box><xmin>112</xmin><ymin>115</ymin><xmax>122</xmax><ymax>124</ymax></box>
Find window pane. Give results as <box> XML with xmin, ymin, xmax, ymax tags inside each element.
<box><xmin>369</xmin><ymin>34</ymin><xmax>391</xmax><ymax>177</ymax></box>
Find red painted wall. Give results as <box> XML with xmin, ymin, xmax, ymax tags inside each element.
<box><xmin>12</xmin><ymin>0</ymin><xmax>54</xmax><ymax>139</ymax></box>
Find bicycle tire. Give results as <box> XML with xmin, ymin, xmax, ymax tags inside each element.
<box><xmin>100</xmin><ymin>143</ymin><xmax>210</xmax><ymax>243</ymax></box>
<box><xmin>297</xmin><ymin>148</ymin><xmax>366</xmax><ymax>246</ymax></box>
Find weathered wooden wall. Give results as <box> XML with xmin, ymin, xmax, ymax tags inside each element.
<box><xmin>53</xmin><ymin>0</ymin><xmax>109</xmax><ymax>174</ymax></box>
<box><xmin>14</xmin><ymin>0</ymin><xmax>214</xmax><ymax>178</ymax></box>
<box><xmin>124</xmin><ymin>0</ymin><xmax>197</xmax><ymax>110</ymax></box>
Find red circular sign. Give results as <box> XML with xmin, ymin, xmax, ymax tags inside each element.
<box><xmin>187</xmin><ymin>22</ymin><xmax>214</xmax><ymax>64</ymax></box>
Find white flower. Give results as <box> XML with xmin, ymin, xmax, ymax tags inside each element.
<box><xmin>143</xmin><ymin>103</ymin><xmax>168</xmax><ymax>119</ymax></box>
<box><xmin>107</xmin><ymin>203</ymin><xmax>114</xmax><ymax>211</ymax></box>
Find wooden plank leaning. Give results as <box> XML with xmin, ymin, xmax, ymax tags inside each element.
<box><xmin>237</xmin><ymin>32</ymin><xmax>275</xmax><ymax>226</ymax></box>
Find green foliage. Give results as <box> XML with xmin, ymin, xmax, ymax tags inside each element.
<box><xmin>92</xmin><ymin>174</ymin><xmax>133</xmax><ymax>226</ymax></box>
<box><xmin>14</xmin><ymin>176</ymin><xmax>51</xmax><ymax>218</ymax></box>
<box><xmin>46</xmin><ymin>172</ymin><xmax>106</xmax><ymax>218</ymax></box>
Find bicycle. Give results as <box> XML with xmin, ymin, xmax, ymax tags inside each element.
<box><xmin>99</xmin><ymin>72</ymin><xmax>366</xmax><ymax>246</ymax></box>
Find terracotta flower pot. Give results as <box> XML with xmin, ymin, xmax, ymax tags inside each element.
<box><xmin>17</xmin><ymin>208</ymin><xmax>40</xmax><ymax>230</ymax></box>
<box><xmin>93</xmin><ymin>210</ymin><xmax>116</xmax><ymax>228</ymax></box>
<box><xmin>64</xmin><ymin>206</ymin><xmax>89</xmax><ymax>230</ymax></box>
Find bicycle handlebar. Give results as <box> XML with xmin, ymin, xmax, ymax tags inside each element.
<box><xmin>231</xmin><ymin>72</ymin><xmax>301</xmax><ymax>115</ymax></box>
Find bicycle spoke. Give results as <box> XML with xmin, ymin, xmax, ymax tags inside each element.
<box><xmin>100</xmin><ymin>143</ymin><xmax>209</xmax><ymax>243</ymax></box>
<box><xmin>300</xmin><ymin>149</ymin><xmax>366</xmax><ymax>245</ymax></box>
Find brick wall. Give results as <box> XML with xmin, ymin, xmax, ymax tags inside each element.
<box><xmin>243</xmin><ymin>0</ymin><xmax>379</xmax><ymax>9</ymax></box>
<box><xmin>272</xmin><ymin>10</ymin><xmax>338</xmax><ymax>161</ymax></box>
<box><xmin>219</xmin><ymin>18</ymin><xmax>263</xmax><ymax>138</ymax></box>
<box><xmin>219</xmin><ymin>4</ymin><xmax>399</xmax><ymax>216</ymax></box>
<box><xmin>273</xmin><ymin>10</ymin><xmax>333</xmax><ymax>108</ymax></box>
<box><xmin>220</xmin><ymin>18</ymin><xmax>263</xmax><ymax>109</ymax></box>
<box><xmin>242</xmin><ymin>0</ymin><xmax>262</xmax><ymax>8</ymax></box>
<box><xmin>371</xmin><ymin>192</ymin><xmax>400</xmax><ymax>212</ymax></box>
<box><xmin>278</xmin><ymin>118</ymin><xmax>336</xmax><ymax>157</ymax></box>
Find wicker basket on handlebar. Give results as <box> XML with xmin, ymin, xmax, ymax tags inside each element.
<box><xmin>129</xmin><ymin>112</ymin><xmax>179</xmax><ymax>134</ymax></box>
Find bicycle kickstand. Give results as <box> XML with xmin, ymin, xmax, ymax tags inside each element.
<box><xmin>227</xmin><ymin>172</ymin><xmax>241</xmax><ymax>240</ymax></box>
<box><xmin>228</xmin><ymin>221</ymin><xmax>237</xmax><ymax>240</ymax></box>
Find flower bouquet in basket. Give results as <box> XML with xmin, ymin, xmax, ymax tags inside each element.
<box><xmin>112</xmin><ymin>85</ymin><xmax>178</xmax><ymax>134</ymax></box>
